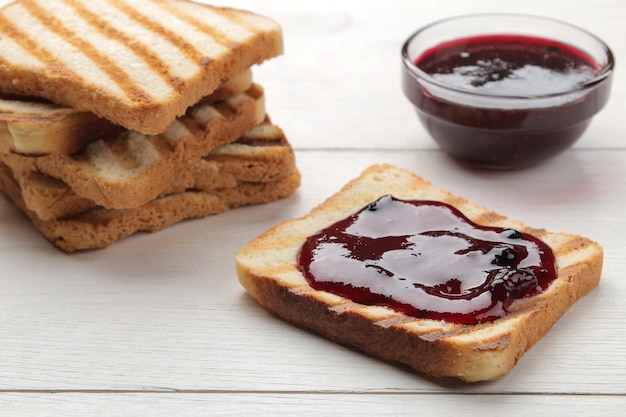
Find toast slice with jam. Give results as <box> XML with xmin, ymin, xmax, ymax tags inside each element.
<box><xmin>235</xmin><ymin>164</ymin><xmax>603</xmax><ymax>382</ymax></box>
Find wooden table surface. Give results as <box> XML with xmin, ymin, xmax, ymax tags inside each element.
<box><xmin>1</xmin><ymin>0</ymin><xmax>625</xmax><ymax>415</ymax></box>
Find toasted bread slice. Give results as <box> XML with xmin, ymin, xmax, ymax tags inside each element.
<box><xmin>8</xmin><ymin>118</ymin><xmax>296</xmax><ymax>220</ymax></box>
<box><xmin>235</xmin><ymin>164</ymin><xmax>603</xmax><ymax>382</ymax></box>
<box><xmin>0</xmin><ymin>69</ymin><xmax>253</xmax><ymax>155</ymax></box>
<box><xmin>0</xmin><ymin>0</ymin><xmax>282</xmax><ymax>134</ymax></box>
<box><xmin>2</xmin><ymin>84</ymin><xmax>266</xmax><ymax>209</ymax></box>
<box><xmin>0</xmin><ymin>162</ymin><xmax>300</xmax><ymax>253</ymax></box>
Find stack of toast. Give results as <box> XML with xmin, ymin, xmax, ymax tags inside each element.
<box><xmin>0</xmin><ymin>0</ymin><xmax>299</xmax><ymax>252</ymax></box>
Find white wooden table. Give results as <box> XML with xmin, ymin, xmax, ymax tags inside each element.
<box><xmin>1</xmin><ymin>0</ymin><xmax>625</xmax><ymax>415</ymax></box>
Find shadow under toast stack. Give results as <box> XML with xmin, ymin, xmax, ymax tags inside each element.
<box><xmin>0</xmin><ymin>0</ymin><xmax>299</xmax><ymax>252</ymax></box>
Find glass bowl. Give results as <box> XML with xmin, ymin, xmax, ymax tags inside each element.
<box><xmin>401</xmin><ymin>13</ymin><xmax>614</xmax><ymax>169</ymax></box>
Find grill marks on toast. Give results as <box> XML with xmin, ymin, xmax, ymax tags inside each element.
<box><xmin>29</xmin><ymin>85</ymin><xmax>265</xmax><ymax>208</ymax></box>
<box><xmin>0</xmin><ymin>12</ymin><xmax>70</xmax><ymax>80</ymax></box>
<box><xmin>109</xmin><ymin>0</ymin><xmax>250</xmax><ymax>67</ymax></box>
<box><xmin>0</xmin><ymin>2</ymin><xmax>126</xmax><ymax>102</ymax></box>
<box><xmin>61</xmin><ymin>0</ymin><xmax>187</xmax><ymax>94</ymax></box>
<box><xmin>108</xmin><ymin>0</ymin><xmax>208</xmax><ymax>66</ymax></box>
<box><xmin>211</xmin><ymin>99</ymin><xmax>241</xmax><ymax>120</ymax></box>
<box><xmin>103</xmin><ymin>132</ymin><xmax>165</xmax><ymax>174</ymax></box>
<box><xmin>234</xmin><ymin>135</ymin><xmax>285</xmax><ymax>148</ymax></box>
<box><xmin>155</xmin><ymin>0</ymin><xmax>251</xmax><ymax>49</ymax></box>
<box><xmin>6</xmin><ymin>118</ymin><xmax>296</xmax><ymax>220</ymax></box>
<box><xmin>3</xmin><ymin>0</ymin><xmax>258</xmax><ymax>102</ymax></box>
<box><xmin>0</xmin><ymin>0</ymin><xmax>283</xmax><ymax>134</ymax></box>
<box><xmin>21</xmin><ymin>0</ymin><xmax>155</xmax><ymax>105</ymax></box>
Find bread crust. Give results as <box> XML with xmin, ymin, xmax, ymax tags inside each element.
<box><xmin>236</xmin><ymin>164</ymin><xmax>603</xmax><ymax>382</ymax></box>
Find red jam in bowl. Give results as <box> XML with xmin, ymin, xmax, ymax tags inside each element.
<box><xmin>297</xmin><ymin>195</ymin><xmax>557</xmax><ymax>325</ymax></box>
<box><xmin>402</xmin><ymin>21</ymin><xmax>614</xmax><ymax>169</ymax></box>
<box><xmin>416</xmin><ymin>35</ymin><xmax>599</xmax><ymax>98</ymax></box>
